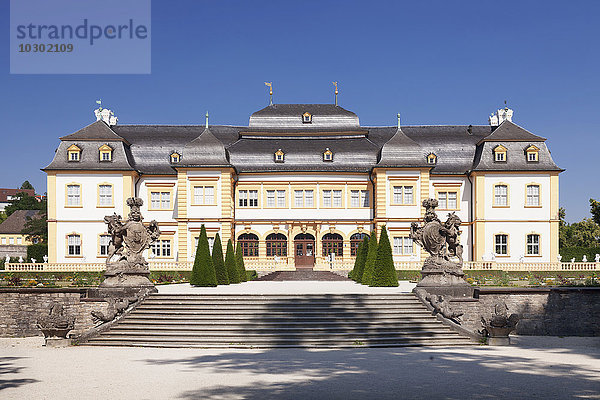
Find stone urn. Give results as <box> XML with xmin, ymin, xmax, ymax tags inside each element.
<box><xmin>36</xmin><ymin>302</ymin><xmax>75</xmax><ymax>347</ymax></box>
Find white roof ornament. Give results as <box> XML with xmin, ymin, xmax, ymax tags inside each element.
<box><xmin>489</xmin><ymin>106</ymin><xmax>513</xmax><ymax>127</ymax></box>
<box><xmin>94</xmin><ymin>102</ymin><xmax>118</xmax><ymax>126</ymax></box>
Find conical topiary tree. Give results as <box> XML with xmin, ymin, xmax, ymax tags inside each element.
<box><xmin>348</xmin><ymin>241</ymin><xmax>362</xmax><ymax>280</ymax></box>
<box><xmin>225</xmin><ymin>239</ymin><xmax>240</xmax><ymax>284</ymax></box>
<box><xmin>190</xmin><ymin>225</ymin><xmax>217</xmax><ymax>287</ymax></box>
<box><xmin>370</xmin><ymin>226</ymin><xmax>399</xmax><ymax>287</ymax></box>
<box><xmin>235</xmin><ymin>241</ymin><xmax>247</xmax><ymax>282</ymax></box>
<box><xmin>212</xmin><ymin>233</ymin><xmax>229</xmax><ymax>285</ymax></box>
<box><xmin>360</xmin><ymin>230</ymin><xmax>378</xmax><ymax>286</ymax></box>
<box><xmin>353</xmin><ymin>236</ymin><xmax>370</xmax><ymax>283</ymax></box>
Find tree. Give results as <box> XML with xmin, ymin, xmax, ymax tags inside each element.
<box><xmin>4</xmin><ymin>192</ymin><xmax>45</xmax><ymax>217</ymax></box>
<box><xmin>0</xmin><ymin>211</ymin><xmax>7</xmax><ymax>225</ymax></box>
<box><xmin>190</xmin><ymin>225</ymin><xmax>217</xmax><ymax>287</ymax></box>
<box><xmin>235</xmin><ymin>241</ymin><xmax>248</xmax><ymax>282</ymax></box>
<box><xmin>225</xmin><ymin>239</ymin><xmax>240</xmax><ymax>284</ymax></box>
<box><xmin>212</xmin><ymin>233</ymin><xmax>229</xmax><ymax>285</ymax></box>
<box><xmin>591</xmin><ymin>199</ymin><xmax>600</xmax><ymax>227</ymax></box>
<box><xmin>360</xmin><ymin>231</ymin><xmax>378</xmax><ymax>286</ymax></box>
<box><xmin>370</xmin><ymin>227</ymin><xmax>399</xmax><ymax>287</ymax></box>
<box><xmin>20</xmin><ymin>181</ymin><xmax>34</xmax><ymax>191</ymax></box>
<box><xmin>563</xmin><ymin>219</ymin><xmax>600</xmax><ymax>248</ymax></box>
<box><xmin>21</xmin><ymin>211</ymin><xmax>48</xmax><ymax>242</ymax></box>
<box><xmin>353</xmin><ymin>236</ymin><xmax>369</xmax><ymax>283</ymax></box>
<box><xmin>348</xmin><ymin>241</ymin><xmax>362</xmax><ymax>280</ymax></box>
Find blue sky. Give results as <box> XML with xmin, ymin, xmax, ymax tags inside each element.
<box><xmin>1</xmin><ymin>0</ymin><xmax>598</xmax><ymax>222</ymax></box>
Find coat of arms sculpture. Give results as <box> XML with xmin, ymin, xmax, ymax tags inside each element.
<box><xmin>100</xmin><ymin>197</ymin><xmax>160</xmax><ymax>289</ymax></box>
<box><xmin>410</xmin><ymin>199</ymin><xmax>472</xmax><ymax>296</ymax></box>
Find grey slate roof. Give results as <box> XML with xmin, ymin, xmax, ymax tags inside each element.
<box><xmin>60</xmin><ymin>120</ymin><xmax>129</xmax><ymax>143</ymax></box>
<box><xmin>45</xmin><ymin>105</ymin><xmax>562</xmax><ymax>175</ymax></box>
<box><xmin>181</xmin><ymin>127</ymin><xmax>229</xmax><ymax>167</ymax></box>
<box><xmin>249</xmin><ymin>104</ymin><xmax>360</xmax><ymax>130</ymax></box>
<box><xmin>378</xmin><ymin>126</ymin><xmax>428</xmax><ymax>168</ymax></box>
<box><xmin>472</xmin><ymin>141</ymin><xmax>562</xmax><ymax>171</ymax></box>
<box><xmin>478</xmin><ymin>120</ymin><xmax>546</xmax><ymax>143</ymax></box>
<box><xmin>44</xmin><ymin>140</ymin><xmax>135</xmax><ymax>171</ymax></box>
<box><xmin>0</xmin><ymin>210</ymin><xmax>41</xmax><ymax>234</ymax></box>
<box><xmin>227</xmin><ymin>137</ymin><xmax>379</xmax><ymax>173</ymax></box>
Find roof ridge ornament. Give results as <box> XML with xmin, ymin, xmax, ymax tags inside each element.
<box><xmin>205</xmin><ymin>111</ymin><xmax>209</xmax><ymax>129</ymax></box>
<box><xmin>397</xmin><ymin>113</ymin><xmax>401</xmax><ymax>129</ymax></box>
<box><xmin>94</xmin><ymin>100</ymin><xmax>118</xmax><ymax>126</ymax></box>
<box><xmin>489</xmin><ymin>103</ymin><xmax>513</xmax><ymax>127</ymax></box>
<box><xmin>333</xmin><ymin>81</ymin><xmax>338</xmax><ymax>106</ymax></box>
<box><xmin>265</xmin><ymin>82</ymin><xmax>273</xmax><ymax>106</ymax></box>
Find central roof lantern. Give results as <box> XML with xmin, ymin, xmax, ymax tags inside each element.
<box><xmin>248</xmin><ymin>104</ymin><xmax>361</xmax><ymax>130</ymax></box>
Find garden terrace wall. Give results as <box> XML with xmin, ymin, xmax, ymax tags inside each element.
<box><xmin>450</xmin><ymin>287</ymin><xmax>600</xmax><ymax>336</ymax></box>
<box><xmin>0</xmin><ymin>288</ymin><xmax>108</xmax><ymax>337</ymax></box>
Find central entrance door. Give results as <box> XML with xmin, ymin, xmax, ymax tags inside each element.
<box><xmin>294</xmin><ymin>233</ymin><xmax>315</xmax><ymax>269</ymax></box>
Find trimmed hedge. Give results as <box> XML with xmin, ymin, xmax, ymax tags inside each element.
<box><xmin>370</xmin><ymin>227</ymin><xmax>398</xmax><ymax>287</ymax></box>
<box><xmin>225</xmin><ymin>239</ymin><xmax>240</xmax><ymax>284</ymax></box>
<box><xmin>190</xmin><ymin>225</ymin><xmax>217</xmax><ymax>287</ymax></box>
<box><xmin>360</xmin><ymin>231</ymin><xmax>378</xmax><ymax>286</ymax></box>
<box><xmin>559</xmin><ymin>247</ymin><xmax>600</xmax><ymax>262</ymax></box>
<box><xmin>212</xmin><ymin>233</ymin><xmax>229</xmax><ymax>285</ymax></box>
<box><xmin>27</xmin><ymin>244</ymin><xmax>48</xmax><ymax>262</ymax></box>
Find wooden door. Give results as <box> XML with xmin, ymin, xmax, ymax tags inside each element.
<box><xmin>294</xmin><ymin>234</ymin><xmax>315</xmax><ymax>269</ymax></box>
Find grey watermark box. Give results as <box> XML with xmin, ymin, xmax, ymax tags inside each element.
<box><xmin>10</xmin><ymin>0</ymin><xmax>151</xmax><ymax>74</ymax></box>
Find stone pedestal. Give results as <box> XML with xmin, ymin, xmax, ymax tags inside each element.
<box><xmin>97</xmin><ymin>259</ymin><xmax>157</xmax><ymax>298</ymax></box>
<box><xmin>488</xmin><ymin>336</ymin><xmax>511</xmax><ymax>346</ymax></box>
<box><xmin>44</xmin><ymin>338</ymin><xmax>72</xmax><ymax>347</ymax></box>
<box><xmin>415</xmin><ymin>256</ymin><xmax>474</xmax><ymax>298</ymax></box>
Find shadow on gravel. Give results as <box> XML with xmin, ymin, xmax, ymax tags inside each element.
<box><xmin>0</xmin><ymin>357</ymin><xmax>39</xmax><ymax>391</ymax></box>
<box><xmin>142</xmin><ymin>347</ymin><xmax>600</xmax><ymax>399</ymax></box>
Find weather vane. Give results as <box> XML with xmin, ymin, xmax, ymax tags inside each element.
<box><xmin>265</xmin><ymin>82</ymin><xmax>273</xmax><ymax>105</ymax></box>
<box><xmin>96</xmin><ymin>99</ymin><xmax>102</xmax><ymax>110</ymax></box>
<box><xmin>332</xmin><ymin>81</ymin><xmax>338</xmax><ymax>106</ymax></box>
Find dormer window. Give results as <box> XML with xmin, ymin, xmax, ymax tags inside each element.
<box><xmin>323</xmin><ymin>148</ymin><xmax>333</xmax><ymax>162</ymax></box>
<box><xmin>525</xmin><ymin>145</ymin><xmax>539</xmax><ymax>162</ymax></box>
<box><xmin>98</xmin><ymin>144</ymin><xmax>113</xmax><ymax>162</ymax></box>
<box><xmin>427</xmin><ymin>153</ymin><xmax>437</xmax><ymax>165</ymax></box>
<box><xmin>170</xmin><ymin>152</ymin><xmax>181</xmax><ymax>163</ymax></box>
<box><xmin>67</xmin><ymin>144</ymin><xmax>81</xmax><ymax>162</ymax></box>
<box><xmin>302</xmin><ymin>112</ymin><xmax>312</xmax><ymax>124</ymax></box>
<box><xmin>274</xmin><ymin>149</ymin><xmax>285</xmax><ymax>163</ymax></box>
<box><xmin>493</xmin><ymin>145</ymin><xmax>507</xmax><ymax>162</ymax></box>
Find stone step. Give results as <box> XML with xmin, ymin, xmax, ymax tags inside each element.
<box><xmin>130</xmin><ymin>309</ymin><xmax>432</xmax><ymax>316</ymax></box>
<box><xmin>140</xmin><ymin>299</ymin><xmax>424</xmax><ymax>306</ymax></box>
<box><xmin>103</xmin><ymin>326</ymin><xmax>455</xmax><ymax>335</ymax></box>
<box><xmin>114</xmin><ymin>320</ymin><xmax>445</xmax><ymax>328</ymax></box>
<box><xmin>149</xmin><ymin>294</ymin><xmax>416</xmax><ymax>300</ymax></box>
<box><xmin>135</xmin><ymin>304</ymin><xmax>424</xmax><ymax>311</ymax></box>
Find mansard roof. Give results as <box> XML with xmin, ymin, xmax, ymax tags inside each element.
<box><xmin>478</xmin><ymin>120</ymin><xmax>546</xmax><ymax>144</ymax></box>
<box><xmin>181</xmin><ymin>126</ymin><xmax>229</xmax><ymax>167</ymax></box>
<box><xmin>44</xmin><ymin>104</ymin><xmax>562</xmax><ymax>175</ymax></box>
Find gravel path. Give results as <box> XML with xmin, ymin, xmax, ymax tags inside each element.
<box><xmin>1</xmin><ymin>336</ymin><xmax>599</xmax><ymax>399</ymax></box>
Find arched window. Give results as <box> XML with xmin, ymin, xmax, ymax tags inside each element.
<box><xmin>350</xmin><ymin>233</ymin><xmax>370</xmax><ymax>256</ymax></box>
<box><xmin>322</xmin><ymin>233</ymin><xmax>343</xmax><ymax>257</ymax></box>
<box><xmin>266</xmin><ymin>233</ymin><xmax>287</xmax><ymax>257</ymax></box>
<box><xmin>238</xmin><ymin>233</ymin><xmax>259</xmax><ymax>257</ymax></box>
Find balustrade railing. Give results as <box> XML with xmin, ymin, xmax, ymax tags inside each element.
<box><xmin>4</xmin><ymin>261</ymin><xmax>599</xmax><ymax>272</ymax></box>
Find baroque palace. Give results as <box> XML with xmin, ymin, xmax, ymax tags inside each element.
<box><xmin>44</xmin><ymin>103</ymin><xmax>562</xmax><ymax>270</ymax></box>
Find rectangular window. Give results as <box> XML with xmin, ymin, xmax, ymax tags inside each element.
<box><xmin>1</xmin><ymin>238</ymin><xmax>5</xmax><ymax>244</ymax></box>
<box><xmin>351</xmin><ymin>190</ymin><xmax>359</xmax><ymax>208</ymax></box>
<box><xmin>495</xmin><ymin>234</ymin><xmax>508</xmax><ymax>255</ymax></box>
<box><xmin>68</xmin><ymin>235</ymin><xmax>81</xmax><ymax>256</ymax></box>
<box><xmin>98</xmin><ymin>184</ymin><xmax>112</xmax><ymax>206</ymax></box>
<box><xmin>248</xmin><ymin>190</ymin><xmax>258</xmax><ymax>207</ymax></box>
<box><xmin>69</xmin><ymin>152</ymin><xmax>80</xmax><ymax>161</ymax></box>
<box><xmin>266</xmin><ymin>190</ymin><xmax>276</xmax><ymax>207</ymax></box>
<box><xmin>151</xmin><ymin>239</ymin><xmax>171</xmax><ymax>257</ymax></box>
<box><xmin>393</xmin><ymin>237</ymin><xmax>413</xmax><ymax>255</ymax></box>
<box><xmin>295</xmin><ymin>190</ymin><xmax>303</xmax><ymax>208</ymax></box>
<box><xmin>494</xmin><ymin>185</ymin><xmax>508</xmax><ymax>206</ymax></box>
<box><xmin>150</xmin><ymin>191</ymin><xmax>171</xmax><ymax>209</ymax></box>
<box><xmin>99</xmin><ymin>235</ymin><xmax>110</xmax><ymax>256</ymax></box>
<box><xmin>323</xmin><ymin>190</ymin><xmax>332</xmax><ymax>208</ymax></box>
<box><xmin>526</xmin><ymin>185</ymin><xmax>540</xmax><ymax>206</ymax></box>
<box><xmin>438</xmin><ymin>191</ymin><xmax>458</xmax><ymax>210</ymax></box>
<box><xmin>393</xmin><ymin>186</ymin><xmax>414</xmax><ymax>205</ymax></box>
<box><xmin>101</xmin><ymin>152</ymin><xmax>111</xmax><ymax>161</ymax></box>
<box><xmin>17</xmin><ymin>237</ymin><xmax>22</xmax><ymax>245</ymax></box>
<box><xmin>333</xmin><ymin>190</ymin><xmax>342</xmax><ymax>207</ymax></box>
<box><xmin>67</xmin><ymin>184</ymin><xmax>81</xmax><ymax>206</ymax></box>
<box><xmin>361</xmin><ymin>190</ymin><xmax>369</xmax><ymax>207</ymax></box>
<box><xmin>238</xmin><ymin>190</ymin><xmax>248</xmax><ymax>207</ymax></box>
<box><xmin>305</xmin><ymin>190</ymin><xmax>313</xmax><ymax>207</ymax></box>
<box><xmin>9</xmin><ymin>237</ymin><xmax>15</xmax><ymax>245</ymax></box>
<box><xmin>194</xmin><ymin>186</ymin><xmax>215</xmax><ymax>205</ymax></box>
<box><xmin>277</xmin><ymin>190</ymin><xmax>286</xmax><ymax>208</ymax></box>
<box><xmin>527</xmin><ymin>234</ymin><xmax>540</xmax><ymax>255</ymax></box>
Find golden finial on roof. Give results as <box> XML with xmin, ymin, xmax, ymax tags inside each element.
<box><xmin>265</xmin><ymin>82</ymin><xmax>273</xmax><ymax>105</ymax></box>
<box><xmin>332</xmin><ymin>81</ymin><xmax>338</xmax><ymax>106</ymax></box>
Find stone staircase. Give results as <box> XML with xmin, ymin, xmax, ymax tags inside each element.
<box><xmin>83</xmin><ymin>294</ymin><xmax>475</xmax><ymax>348</ymax></box>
